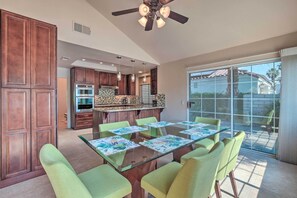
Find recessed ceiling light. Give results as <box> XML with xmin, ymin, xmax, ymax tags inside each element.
<box><xmin>138</xmin><ymin>71</ymin><xmax>143</xmax><ymax>74</ymax></box>
<box><xmin>111</xmin><ymin>64</ymin><xmax>114</xmax><ymax>66</ymax></box>
<box><xmin>100</xmin><ymin>62</ymin><xmax>103</xmax><ymax>64</ymax></box>
<box><xmin>82</xmin><ymin>58</ymin><xmax>86</xmax><ymax>61</ymax></box>
<box><xmin>61</xmin><ymin>56</ymin><xmax>70</xmax><ymax>61</ymax></box>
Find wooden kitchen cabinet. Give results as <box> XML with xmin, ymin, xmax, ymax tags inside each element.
<box><xmin>109</xmin><ymin>73</ymin><xmax>118</xmax><ymax>86</ymax></box>
<box><xmin>118</xmin><ymin>74</ymin><xmax>127</xmax><ymax>95</ymax></box>
<box><xmin>73</xmin><ymin>67</ymin><xmax>95</xmax><ymax>84</ymax></box>
<box><xmin>126</xmin><ymin>74</ymin><xmax>136</xmax><ymax>95</ymax></box>
<box><xmin>85</xmin><ymin>69</ymin><xmax>95</xmax><ymax>84</ymax></box>
<box><xmin>98</xmin><ymin>72</ymin><xmax>118</xmax><ymax>86</ymax></box>
<box><xmin>99</xmin><ymin>72</ymin><xmax>109</xmax><ymax>85</ymax></box>
<box><xmin>75</xmin><ymin>113</ymin><xmax>93</xmax><ymax>129</ymax></box>
<box><xmin>0</xmin><ymin>10</ymin><xmax>57</xmax><ymax>188</ymax></box>
<box><xmin>150</xmin><ymin>68</ymin><xmax>158</xmax><ymax>95</ymax></box>
<box><xmin>1</xmin><ymin>11</ymin><xmax>31</xmax><ymax>88</ymax></box>
<box><xmin>74</xmin><ymin>68</ymin><xmax>86</xmax><ymax>83</ymax></box>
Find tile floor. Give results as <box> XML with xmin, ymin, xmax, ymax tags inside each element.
<box><xmin>0</xmin><ymin>128</ymin><xmax>296</xmax><ymax>198</ymax></box>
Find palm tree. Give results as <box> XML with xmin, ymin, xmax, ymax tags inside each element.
<box><xmin>266</xmin><ymin>67</ymin><xmax>280</xmax><ymax>93</ymax></box>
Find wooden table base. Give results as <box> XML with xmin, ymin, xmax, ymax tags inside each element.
<box><xmin>172</xmin><ymin>145</ymin><xmax>193</xmax><ymax>162</ymax></box>
<box><xmin>122</xmin><ymin>160</ymin><xmax>157</xmax><ymax>198</ymax></box>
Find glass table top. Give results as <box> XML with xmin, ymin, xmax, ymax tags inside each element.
<box><xmin>79</xmin><ymin>122</ymin><xmax>227</xmax><ymax>172</ymax></box>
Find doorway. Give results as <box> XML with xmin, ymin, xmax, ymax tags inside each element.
<box><xmin>57</xmin><ymin>78</ymin><xmax>68</xmax><ymax>129</ymax></box>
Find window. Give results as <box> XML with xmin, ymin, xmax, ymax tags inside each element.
<box><xmin>188</xmin><ymin>60</ymin><xmax>281</xmax><ymax>154</ymax></box>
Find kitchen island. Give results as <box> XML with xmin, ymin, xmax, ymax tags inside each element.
<box><xmin>92</xmin><ymin>105</ymin><xmax>164</xmax><ymax>133</ymax></box>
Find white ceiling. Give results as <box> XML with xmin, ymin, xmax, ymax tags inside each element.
<box><xmin>87</xmin><ymin>0</ymin><xmax>297</xmax><ymax>64</ymax></box>
<box><xmin>58</xmin><ymin>41</ymin><xmax>156</xmax><ymax>74</ymax></box>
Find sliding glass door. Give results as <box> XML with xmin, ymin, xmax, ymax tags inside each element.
<box><xmin>188</xmin><ymin>60</ymin><xmax>281</xmax><ymax>154</ymax></box>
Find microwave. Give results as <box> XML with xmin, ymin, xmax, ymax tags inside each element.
<box><xmin>76</xmin><ymin>84</ymin><xmax>94</xmax><ymax>97</ymax></box>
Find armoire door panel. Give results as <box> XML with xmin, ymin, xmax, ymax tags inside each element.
<box><xmin>1</xmin><ymin>10</ymin><xmax>30</xmax><ymax>88</ymax></box>
<box><xmin>30</xmin><ymin>20</ymin><xmax>56</xmax><ymax>89</ymax></box>
<box><xmin>31</xmin><ymin>89</ymin><xmax>56</xmax><ymax>130</ymax></box>
<box><xmin>2</xmin><ymin>89</ymin><xmax>30</xmax><ymax>132</ymax></box>
<box><xmin>2</xmin><ymin>133</ymin><xmax>30</xmax><ymax>179</ymax></box>
<box><xmin>1</xmin><ymin>88</ymin><xmax>31</xmax><ymax>179</ymax></box>
<box><xmin>32</xmin><ymin>129</ymin><xmax>53</xmax><ymax>171</ymax></box>
<box><xmin>31</xmin><ymin>89</ymin><xmax>56</xmax><ymax>171</ymax></box>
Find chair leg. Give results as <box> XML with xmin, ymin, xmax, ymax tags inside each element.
<box><xmin>141</xmin><ymin>189</ymin><xmax>148</xmax><ymax>198</ymax></box>
<box><xmin>229</xmin><ymin>170</ymin><xmax>239</xmax><ymax>198</ymax></box>
<box><xmin>124</xmin><ymin>194</ymin><xmax>132</xmax><ymax>198</ymax></box>
<box><xmin>215</xmin><ymin>181</ymin><xmax>222</xmax><ymax>198</ymax></box>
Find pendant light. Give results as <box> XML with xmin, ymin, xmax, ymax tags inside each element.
<box><xmin>117</xmin><ymin>56</ymin><xmax>122</xmax><ymax>81</ymax></box>
<box><xmin>143</xmin><ymin>62</ymin><xmax>147</xmax><ymax>83</ymax></box>
<box><xmin>131</xmin><ymin>59</ymin><xmax>135</xmax><ymax>82</ymax></box>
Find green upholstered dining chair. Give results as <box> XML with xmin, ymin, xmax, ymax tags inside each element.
<box><xmin>39</xmin><ymin>144</ymin><xmax>132</xmax><ymax>198</ymax></box>
<box><xmin>135</xmin><ymin>117</ymin><xmax>163</xmax><ymax>138</ymax></box>
<box><xmin>181</xmin><ymin>131</ymin><xmax>246</xmax><ymax>198</ymax></box>
<box><xmin>141</xmin><ymin>142</ymin><xmax>224</xmax><ymax>198</ymax></box>
<box><xmin>99</xmin><ymin>121</ymin><xmax>131</xmax><ymax>139</ymax></box>
<box><xmin>194</xmin><ymin>117</ymin><xmax>221</xmax><ymax>150</ymax></box>
<box><xmin>214</xmin><ymin>131</ymin><xmax>246</xmax><ymax>198</ymax></box>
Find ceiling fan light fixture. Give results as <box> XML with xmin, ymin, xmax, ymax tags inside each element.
<box><xmin>138</xmin><ymin>16</ymin><xmax>148</xmax><ymax>27</ymax></box>
<box><xmin>156</xmin><ymin>17</ymin><xmax>166</xmax><ymax>28</ymax></box>
<box><xmin>160</xmin><ymin>6</ymin><xmax>171</xmax><ymax>18</ymax></box>
<box><xmin>139</xmin><ymin>3</ymin><xmax>150</xmax><ymax>16</ymax></box>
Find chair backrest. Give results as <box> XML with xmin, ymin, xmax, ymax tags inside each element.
<box><xmin>40</xmin><ymin>144</ymin><xmax>92</xmax><ymax>198</ymax></box>
<box><xmin>166</xmin><ymin>142</ymin><xmax>224</xmax><ymax>198</ymax></box>
<box><xmin>135</xmin><ymin>117</ymin><xmax>162</xmax><ymax>137</ymax></box>
<box><xmin>266</xmin><ymin>110</ymin><xmax>275</xmax><ymax>125</ymax></box>
<box><xmin>216</xmin><ymin>138</ymin><xmax>236</xmax><ymax>180</ymax></box>
<box><xmin>195</xmin><ymin>117</ymin><xmax>221</xmax><ymax>130</ymax></box>
<box><xmin>135</xmin><ymin>117</ymin><xmax>158</xmax><ymax>125</ymax></box>
<box><xmin>99</xmin><ymin>121</ymin><xmax>130</xmax><ymax>132</ymax></box>
<box><xmin>195</xmin><ymin>117</ymin><xmax>221</xmax><ymax>143</ymax></box>
<box><xmin>226</xmin><ymin>131</ymin><xmax>245</xmax><ymax>173</ymax></box>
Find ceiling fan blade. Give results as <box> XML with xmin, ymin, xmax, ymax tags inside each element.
<box><xmin>112</xmin><ymin>8</ymin><xmax>139</xmax><ymax>16</ymax></box>
<box><xmin>159</xmin><ymin>0</ymin><xmax>174</xmax><ymax>5</ymax></box>
<box><xmin>145</xmin><ymin>16</ymin><xmax>154</xmax><ymax>31</ymax></box>
<box><xmin>168</xmin><ymin>11</ymin><xmax>189</xmax><ymax>24</ymax></box>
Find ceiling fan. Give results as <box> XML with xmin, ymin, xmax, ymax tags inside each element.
<box><xmin>112</xmin><ymin>0</ymin><xmax>189</xmax><ymax>31</ymax></box>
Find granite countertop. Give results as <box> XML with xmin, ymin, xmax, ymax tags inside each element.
<box><xmin>93</xmin><ymin>105</ymin><xmax>164</xmax><ymax>113</ymax></box>
<box><xmin>95</xmin><ymin>104</ymin><xmax>137</xmax><ymax>107</ymax></box>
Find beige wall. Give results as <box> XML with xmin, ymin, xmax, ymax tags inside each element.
<box><xmin>57</xmin><ymin>67</ymin><xmax>71</xmax><ymax>128</ymax></box>
<box><xmin>57</xmin><ymin>78</ymin><xmax>68</xmax><ymax>129</ymax></box>
<box><xmin>158</xmin><ymin>31</ymin><xmax>297</xmax><ymax>121</ymax></box>
<box><xmin>0</xmin><ymin>0</ymin><xmax>158</xmax><ymax>64</ymax></box>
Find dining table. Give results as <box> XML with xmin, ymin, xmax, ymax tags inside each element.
<box><xmin>79</xmin><ymin>121</ymin><xmax>227</xmax><ymax>198</ymax></box>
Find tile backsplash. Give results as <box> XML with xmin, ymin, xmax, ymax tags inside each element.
<box><xmin>96</xmin><ymin>88</ymin><xmax>165</xmax><ymax>106</ymax></box>
<box><xmin>98</xmin><ymin>88</ymin><xmax>115</xmax><ymax>97</ymax></box>
<box><xmin>95</xmin><ymin>95</ymin><xmax>141</xmax><ymax>105</ymax></box>
<box><xmin>155</xmin><ymin>94</ymin><xmax>165</xmax><ymax>107</ymax></box>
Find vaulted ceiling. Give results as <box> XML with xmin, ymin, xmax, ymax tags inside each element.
<box><xmin>88</xmin><ymin>0</ymin><xmax>297</xmax><ymax>64</ymax></box>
